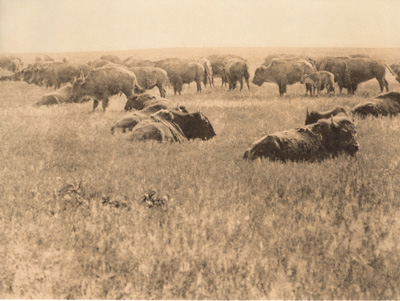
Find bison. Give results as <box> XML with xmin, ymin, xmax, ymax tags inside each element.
<box><xmin>244</xmin><ymin>116</ymin><xmax>359</xmax><ymax>162</ymax></box>
<box><xmin>345</xmin><ymin>58</ymin><xmax>388</xmax><ymax>94</ymax></box>
<box><xmin>127</xmin><ymin>67</ymin><xmax>168</xmax><ymax>97</ymax></box>
<box><xmin>71</xmin><ymin>65</ymin><xmax>145</xmax><ymax>111</ymax></box>
<box><xmin>88</xmin><ymin>59</ymin><xmax>112</xmax><ymax>68</ymax></box>
<box><xmin>157</xmin><ymin>60</ymin><xmax>204</xmax><ymax>95</ymax></box>
<box><xmin>99</xmin><ymin>55</ymin><xmax>122</xmax><ymax>64</ymax></box>
<box><xmin>123</xmin><ymin>58</ymin><xmax>154</xmax><ymax>68</ymax></box>
<box><xmin>253</xmin><ymin>59</ymin><xmax>316</xmax><ymax>96</ymax></box>
<box><xmin>35</xmin><ymin>54</ymin><xmax>54</xmax><ymax>62</ymax></box>
<box><xmin>351</xmin><ymin>91</ymin><xmax>400</xmax><ymax>118</ymax></box>
<box><xmin>316</xmin><ymin>57</ymin><xmax>351</xmax><ymax>94</ymax></box>
<box><xmin>225</xmin><ymin>58</ymin><xmax>250</xmax><ymax>91</ymax></box>
<box><xmin>197</xmin><ymin>57</ymin><xmax>214</xmax><ymax>87</ymax></box>
<box><xmin>207</xmin><ymin>54</ymin><xmax>244</xmax><ymax>86</ymax></box>
<box><xmin>124</xmin><ymin>93</ymin><xmax>175</xmax><ymax>111</ymax></box>
<box><xmin>305</xmin><ymin>106</ymin><xmax>349</xmax><ymax>125</ymax></box>
<box><xmin>300</xmin><ymin>71</ymin><xmax>335</xmax><ymax>96</ymax></box>
<box><xmin>111</xmin><ymin>103</ymin><xmax>187</xmax><ymax>134</ymax></box>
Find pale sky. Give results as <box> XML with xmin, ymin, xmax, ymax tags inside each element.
<box><xmin>0</xmin><ymin>0</ymin><xmax>400</xmax><ymax>53</ymax></box>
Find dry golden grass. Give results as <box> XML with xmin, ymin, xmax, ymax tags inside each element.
<box><xmin>1</xmin><ymin>47</ymin><xmax>400</xmax><ymax>299</ymax></box>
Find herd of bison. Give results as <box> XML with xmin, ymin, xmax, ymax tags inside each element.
<box><xmin>1</xmin><ymin>53</ymin><xmax>400</xmax><ymax>162</ymax></box>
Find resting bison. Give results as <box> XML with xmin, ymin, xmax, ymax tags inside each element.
<box><xmin>124</xmin><ymin>93</ymin><xmax>173</xmax><ymax>111</ymax></box>
<box><xmin>129</xmin><ymin>110</ymin><xmax>188</xmax><ymax>143</ymax></box>
<box><xmin>253</xmin><ymin>59</ymin><xmax>316</xmax><ymax>96</ymax></box>
<box><xmin>36</xmin><ymin>85</ymin><xmax>74</xmax><ymax>106</ymax></box>
<box><xmin>35</xmin><ymin>54</ymin><xmax>54</xmax><ymax>62</ymax></box>
<box><xmin>159</xmin><ymin>61</ymin><xmax>204</xmax><ymax>95</ymax></box>
<box><xmin>112</xmin><ymin>102</ymin><xmax>187</xmax><ymax>134</ymax></box>
<box><xmin>316</xmin><ymin>57</ymin><xmax>351</xmax><ymax>94</ymax></box>
<box><xmin>305</xmin><ymin>106</ymin><xmax>349</xmax><ymax>125</ymax></box>
<box><xmin>244</xmin><ymin>116</ymin><xmax>359</xmax><ymax>162</ymax></box>
<box><xmin>300</xmin><ymin>71</ymin><xmax>335</xmax><ymax>96</ymax></box>
<box><xmin>71</xmin><ymin>65</ymin><xmax>145</xmax><ymax>111</ymax></box>
<box><xmin>345</xmin><ymin>58</ymin><xmax>388</xmax><ymax>94</ymax></box>
<box><xmin>129</xmin><ymin>109</ymin><xmax>216</xmax><ymax>142</ymax></box>
<box><xmin>351</xmin><ymin>91</ymin><xmax>400</xmax><ymax>118</ymax></box>
<box><xmin>127</xmin><ymin>67</ymin><xmax>168</xmax><ymax>97</ymax></box>
<box><xmin>99</xmin><ymin>55</ymin><xmax>122</xmax><ymax>64</ymax></box>
<box><xmin>225</xmin><ymin>58</ymin><xmax>250</xmax><ymax>91</ymax></box>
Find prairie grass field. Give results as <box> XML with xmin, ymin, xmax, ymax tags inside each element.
<box><xmin>1</xmin><ymin>47</ymin><xmax>400</xmax><ymax>299</ymax></box>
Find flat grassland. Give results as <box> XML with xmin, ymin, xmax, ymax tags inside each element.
<box><xmin>1</xmin><ymin>47</ymin><xmax>400</xmax><ymax>299</ymax></box>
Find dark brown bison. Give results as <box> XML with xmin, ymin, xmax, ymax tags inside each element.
<box><xmin>129</xmin><ymin>109</ymin><xmax>216</xmax><ymax>142</ymax></box>
<box><xmin>88</xmin><ymin>59</ymin><xmax>112</xmax><ymax>68</ymax></box>
<box><xmin>225</xmin><ymin>58</ymin><xmax>250</xmax><ymax>91</ymax></box>
<box><xmin>300</xmin><ymin>71</ymin><xmax>335</xmax><ymax>96</ymax></box>
<box><xmin>253</xmin><ymin>59</ymin><xmax>316</xmax><ymax>96</ymax></box>
<box><xmin>99</xmin><ymin>55</ymin><xmax>122</xmax><ymax>64</ymax></box>
<box><xmin>305</xmin><ymin>106</ymin><xmax>349</xmax><ymax>125</ymax></box>
<box><xmin>111</xmin><ymin>103</ymin><xmax>187</xmax><ymax>134</ymax></box>
<box><xmin>71</xmin><ymin>65</ymin><xmax>145</xmax><ymax>111</ymax></box>
<box><xmin>244</xmin><ymin>116</ymin><xmax>359</xmax><ymax>161</ymax></box>
<box><xmin>351</xmin><ymin>91</ymin><xmax>400</xmax><ymax>118</ymax></box>
<box><xmin>129</xmin><ymin>110</ymin><xmax>188</xmax><ymax>143</ymax></box>
<box><xmin>157</xmin><ymin>60</ymin><xmax>204</xmax><ymax>95</ymax></box>
<box><xmin>316</xmin><ymin>57</ymin><xmax>351</xmax><ymax>94</ymax></box>
<box><xmin>345</xmin><ymin>58</ymin><xmax>388</xmax><ymax>94</ymax></box>
<box><xmin>127</xmin><ymin>67</ymin><xmax>168</xmax><ymax>97</ymax></box>
<box><xmin>207</xmin><ymin>54</ymin><xmax>244</xmax><ymax>86</ymax></box>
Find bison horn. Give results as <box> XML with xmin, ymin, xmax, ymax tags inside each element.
<box><xmin>331</xmin><ymin>114</ymin><xmax>339</xmax><ymax>128</ymax></box>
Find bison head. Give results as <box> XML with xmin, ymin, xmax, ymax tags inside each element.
<box><xmin>183</xmin><ymin>112</ymin><xmax>216</xmax><ymax>140</ymax></box>
<box><xmin>300</xmin><ymin>74</ymin><xmax>309</xmax><ymax>84</ymax></box>
<box><xmin>252</xmin><ymin>66</ymin><xmax>267</xmax><ymax>86</ymax></box>
<box><xmin>71</xmin><ymin>77</ymin><xmax>90</xmax><ymax>103</ymax></box>
<box><xmin>319</xmin><ymin>116</ymin><xmax>359</xmax><ymax>156</ymax></box>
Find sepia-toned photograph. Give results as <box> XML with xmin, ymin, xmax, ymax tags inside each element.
<box><xmin>1</xmin><ymin>0</ymin><xmax>399</xmax><ymax>299</ymax></box>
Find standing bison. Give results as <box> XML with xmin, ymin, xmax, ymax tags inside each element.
<box><xmin>244</xmin><ymin>116</ymin><xmax>359</xmax><ymax>161</ymax></box>
<box><xmin>124</xmin><ymin>58</ymin><xmax>154</xmax><ymax>68</ymax></box>
<box><xmin>207</xmin><ymin>54</ymin><xmax>244</xmax><ymax>86</ymax></box>
<box><xmin>157</xmin><ymin>60</ymin><xmax>204</xmax><ymax>95</ymax></box>
<box><xmin>300</xmin><ymin>71</ymin><xmax>335</xmax><ymax>96</ymax></box>
<box><xmin>253</xmin><ymin>59</ymin><xmax>316</xmax><ymax>96</ymax></box>
<box><xmin>127</xmin><ymin>67</ymin><xmax>168</xmax><ymax>97</ymax></box>
<box><xmin>316</xmin><ymin>57</ymin><xmax>351</xmax><ymax>94</ymax></box>
<box><xmin>345</xmin><ymin>58</ymin><xmax>388</xmax><ymax>94</ymax></box>
<box><xmin>225</xmin><ymin>58</ymin><xmax>250</xmax><ymax>91</ymax></box>
<box><xmin>100</xmin><ymin>55</ymin><xmax>122</xmax><ymax>64</ymax></box>
<box><xmin>71</xmin><ymin>65</ymin><xmax>145</xmax><ymax>111</ymax></box>
<box><xmin>197</xmin><ymin>57</ymin><xmax>214</xmax><ymax>87</ymax></box>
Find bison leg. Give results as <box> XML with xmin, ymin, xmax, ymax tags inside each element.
<box><xmin>196</xmin><ymin>81</ymin><xmax>202</xmax><ymax>93</ymax></box>
<box><xmin>93</xmin><ymin>99</ymin><xmax>99</xmax><ymax>112</ymax></box>
<box><xmin>239</xmin><ymin>78</ymin><xmax>244</xmax><ymax>91</ymax></box>
<box><xmin>278</xmin><ymin>84</ymin><xmax>285</xmax><ymax>96</ymax></box>
<box><xmin>245</xmin><ymin>77</ymin><xmax>250</xmax><ymax>91</ymax></box>
<box><xmin>377</xmin><ymin>77</ymin><xmax>389</xmax><ymax>92</ymax></box>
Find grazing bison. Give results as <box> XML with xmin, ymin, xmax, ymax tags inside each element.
<box><xmin>100</xmin><ymin>55</ymin><xmax>122</xmax><ymax>64</ymax></box>
<box><xmin>253</xmin><ymin>59</ymin><xmax>316</xmax><ymax>96</ymax></box>
<box><xmin>0</xmin><ymin>56</ymin><xmax>23</xmax><ymax>72</ymax></box>
<box><xmin>225</xmin><ymin>58</ymin><xmax>250</xmax><ymax>91</ymax></box>
<box><xmin>71</xmin><ymin>65</ymin><xmax>145</xmax><ymax>111</ymax></box>
<box><xmin>300</xmin><ymin>71</ymin><xmax>335</xmax><ymax>96</ymax></box>
<box><xmin>244</xmin><ymin>116</ymin><xmax>359</xmax><ymax>162</ymax></box>
<box><xmin>316</xmin><ymin>57</ymin><xmax>351</xmax><ymax>94</ymax></box>
<box><xmin>129</xmin><ymin>110</ymin><xmax>188</xmax><ymax>143</ymax></box>
<box><xmin>158</xmin><ymin>61</ymin><xmax>204</xmax><ymax>95</ymax></box>
<box><xmin>351</xmin><ymin>91</ymin><xmax>400</xmax><ymax>118</ymax></box>
<box><xmin>111</xmin><ymin>103</ymin><xmax>187</xmax><ymax>134</ymax></box>
<box><xmin>88</xmin><ymin>59</ymin><xmax>112</xmax><ymax>68</ymax></box>
<box><xmin>197</xmin><ymin>57</ymin><xmax>214</xmax><ymax>87</ymax></box>
<box><xmin>345</xmin><ymin>58</ymin><xmax>388</xmax><ymax>94</ymax></box>
<box><xmin>305</xmin><ymin>106</ymin><xmax>349</xmax><ymax>125</ymax></box>
<box><xmin>127</xmin><ymin>67</ymin><xmax>168</xmax><ymax>97</ymax></box>
<box><xmin>10</xmin><ymin>59</ymin><xmax>22</xmax><ymax>73</ymax></box>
